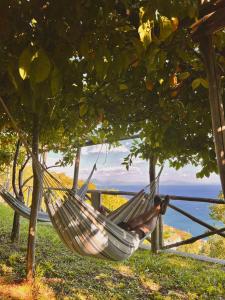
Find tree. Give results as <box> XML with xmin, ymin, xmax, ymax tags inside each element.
<box><xmin>0</xmin><ymin>0</ymin><xmax>145</xmax><ymax>280</ymax></box>
<box><xmin>1</xmin><ymin>0</ymin><xmax>225</xmax><ymax>280</ymax></box>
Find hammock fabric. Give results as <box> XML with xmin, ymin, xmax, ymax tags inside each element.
<box><xmin>0</xmin><ymin>163</ymin><xmax>96</xmax><ymax>223</ymax></box>
<box><xmin>0</xmin><ymin>189</ymin><xmax>50</xmax><ymax>222</ymax></box>
<box><xmin>44</xmin><ymin>176</ymin><xmax>160</xmax><ymax>261</ymax></box>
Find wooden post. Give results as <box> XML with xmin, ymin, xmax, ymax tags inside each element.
<box><xmin>149</xmin><ymin>155</ymin><xmax>160</xmax><ymax>253</ymax></box>
<box><xmin>91</xmin><ymin>191</ymin><xmax>102</xmax><ymax>210</ymax></box>
<box><xmin>158</xmin><ymin>215</ymin><xmax>164</xmax><ymax>249</ymax></box>
<box><xmin>200</xmin><ymin>35</ymin><xmax>225</xmax><ymax>197</ymax></box>
<box><xmin>72</xmin><ymin>148</ymin><xmax>81</xmax><ymax>191</ymax></box>
<box><xmin>26</xmin><ymin>113</ymin><xmax>41</xmax><ymax>281</ymax></box>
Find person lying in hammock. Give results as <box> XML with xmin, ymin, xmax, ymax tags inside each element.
<box><xmin>117</xmin><ymin>195</ymin><xmax>170</xmax><ymax>239</ymax></box>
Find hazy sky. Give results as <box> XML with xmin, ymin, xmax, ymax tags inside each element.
<box><xmin>47</xmin><ymin>140</ymin><xmax>220</xmax><ymax>187</ymax></box>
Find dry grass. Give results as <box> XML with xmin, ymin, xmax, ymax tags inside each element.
<box><xmin>0</xmin><ymin>277</ymin><xmax>55</xmax><ymax>300</ymax></box>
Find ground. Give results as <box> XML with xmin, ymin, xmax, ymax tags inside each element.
<box><xmin>0</xmin><ymin>203</ymin><xmax>225</xmax><ymax>300</ymax></box>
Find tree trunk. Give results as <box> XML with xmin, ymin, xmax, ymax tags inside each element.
<box><xmin>11</xmin><ymin>211</ymin><xmax>20</xmax><ymax>243</ymax></box>
<box><xmin>11</xmin><ymin>140</ymin><xmax>21</xmax><ymax>243</ymax></box>
<box><xmin>72</xmin><ymin>148</ymin><xmax>81</xmax><ymax>190</ymax></box>
<box><xmin>149</xmin><ymin>155</ymin><xmax>159</xmax><ymax>253</ymax></box>
<box><xmin>26</xmin><ymin>113</ymin><xmax>41</xmax><ymax>281</ymax></box>
<box><xmin>38</xmin><ymin>152</ymin><xmax>47</xmax><ymax>211</ymax></box>
<box><xmin>200</xmin><ymin>35</ymin><xmax>225</xmax><ymax>197</ymax></box>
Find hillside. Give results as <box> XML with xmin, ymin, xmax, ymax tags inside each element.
<box><xmin>0</xmin><ymin>203</ymin><xmax>225</xmax><ymax>299</ymax></box>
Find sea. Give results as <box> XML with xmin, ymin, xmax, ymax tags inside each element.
<box><xmin>96</xmin><ymin>184</ymin><xmax>222</xmax><ymax>236</ymax></box>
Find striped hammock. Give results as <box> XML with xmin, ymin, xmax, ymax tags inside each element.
<box><xmin>44</xmin><ymin>176</ymin><xmax>160</xmax><ymax>261</ymax></box>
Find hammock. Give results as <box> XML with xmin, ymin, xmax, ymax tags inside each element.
<box><xmin>44</xmin><ymin>170</ymin><xmax>161</xmax><ymax>261</ymax></box>
<box><xmin>0</xmin><ymin>96</ymin><xmax>163</xmax><ymax>261</ymax></box>
<box><xmin>0</xmin><ymin>163</ymin><xmax>97</xmax><ymax>223</ymax></box>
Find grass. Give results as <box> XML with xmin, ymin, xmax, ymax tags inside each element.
<box><xmin>0</xmin><ymin>203</ymin><xmax>225</xmax><ymax>300</ymax></box>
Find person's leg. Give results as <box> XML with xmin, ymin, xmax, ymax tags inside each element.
<box><xmin>125</xmin><ymin>195</ymin><xmax>162</xmax><ymax>229</ymax></box>
<box><xmin>132</xmin><ymin>196</ymin><xmax>170</xmax><ymax>236</ymax></box>
<box><xmin>118</xmin><ymin>195</ymin><xmax>170</xmax><ymax>234</ymax></box>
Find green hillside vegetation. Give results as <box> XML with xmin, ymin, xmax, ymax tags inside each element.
<box><xmin>1</xmin><ymin>203</ymin><xmax>225</xmax><ymax>300</ymax></box>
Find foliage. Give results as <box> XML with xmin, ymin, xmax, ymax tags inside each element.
<box><xmin>116</xmin><ymin>2</ymin><xmax>225</xmax><ymax>177</ymax></box>
<box><xmin>0</xmin><ymin>131</ymin><xmax>18</xmax><ymax>172</ymax></box>
<box><xmin>0</xmin><ymin>0</ymin><xmax>224</xmax><ymax>177</ymax></box>
<box><xmin>163</xmin><ymin>225</ymin><xmax>203</xmax><ymax>255</ymax></box>
<box><xmin>1</xmin><ymin>203</ymin><xmax>225</xmax><ymax>299</ymax></box>
<box><xmin>209</xmin><ymin>191</ymin><xmax>225</xmax><ymax>224</ymax></box>
<box><xmin>1</xmin><ymin>0</ymin><xmax>225</xmax><ymax>280</ymax></box>
<box><xmin>206</xmin><ymin>192</ymin><xmax>225</xmax><ymax>259</ymax></box>
<box><xmin>178</xmin><ymin>240</ymin><xmax>203</xmax><ymax>255</ymax></box>
<box><xmin>102</xmin><ymin>193</ymin><xmax>127</xmax><ymax>211</ymax></box>
<box><xmin>200</xmin><ymin>235</ymin><xmax>225</xmax><ymax>260</ymax></box>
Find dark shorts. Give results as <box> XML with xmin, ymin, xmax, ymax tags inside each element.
<box><xmin>118</xmin><ymin>222</ymin><xmax>146</xmax><ymax>239</ymax></box>
<box><xmin>134</xmin><ymin>228</ymin><xmax>146</xmax><ymax>239</ymax></box>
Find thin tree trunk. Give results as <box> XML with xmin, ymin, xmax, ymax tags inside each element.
<box><xmin>200</xmin><ymin>35</ymin><xmax>225</xmax><ymax>197</ymax></box>
<box><xmin>26</xmin><ymin>113</ymin><xmax>41</xmax><ymax>281</ymax></box>
<box><xmin>72</xmin><ymin>148</ymin><xmax>81</xmax><ymax>190</ymax></box>
<box><xmin>11</xmin><ymin>140</ymin><xmax>21</xmax><ymax>243</ymax></box>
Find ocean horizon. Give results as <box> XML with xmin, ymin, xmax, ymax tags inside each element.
<box><xmin>96</xmin><ymin>183</ymin><xmax>222</xmax><ymax>236</ymax></box>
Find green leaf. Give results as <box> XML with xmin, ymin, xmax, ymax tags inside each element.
<box><xmin>200</xmin><ymin>78</ymin><xmax>209</xmax><ymax>89</ymax></box>
<box><xmin>79</xmin><ymin>103</ymin><xmax>88</xmax><ymax>117</ymax></box>
<box><xmin>178</xmin><ymin>72</ymin><xmax>190</xmax><ymax>80</ymax></box>
<box><xmin>192</xmin><ymin>78</ymin><xmax>201</xmax><ymax>90</ymax></box>
<box><xmin>119</xmin><ymin>84</ymin><xmax>128</xmax><ymax>91</ymax></box>
<box><xmin>30</xmin><ymin>49</ymin><xmax>51</xmax><ymax>83</ymax></box>
<box><xmin>192</xmin><ymin>78</ymin><xmax>209</xmax><ymax>90</ymax></box>
<box><xmin>138</xmin><ymin>20</ymin><xmax>152</xmax><ymax>48</ymax></box>
<box><xmin>159</xmin><ymin>16</ymin><xmax>173</xmax><ymax>41</ymax></box>
<box><xmin>18</xmin><ymin>47</ymin><xmax>33</xmax><ymax>80</ymax></box>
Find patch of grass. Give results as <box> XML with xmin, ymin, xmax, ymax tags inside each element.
<box><xmin>0</xmin><ymin>203</ymin><xmax>225</xmax><ymax>299</ymax></box>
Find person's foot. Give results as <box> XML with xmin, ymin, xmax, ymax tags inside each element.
<box><xmin>160</xmin><ymin>195</ymin><xmax>170</xmax><ymax>215</ymax></box>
